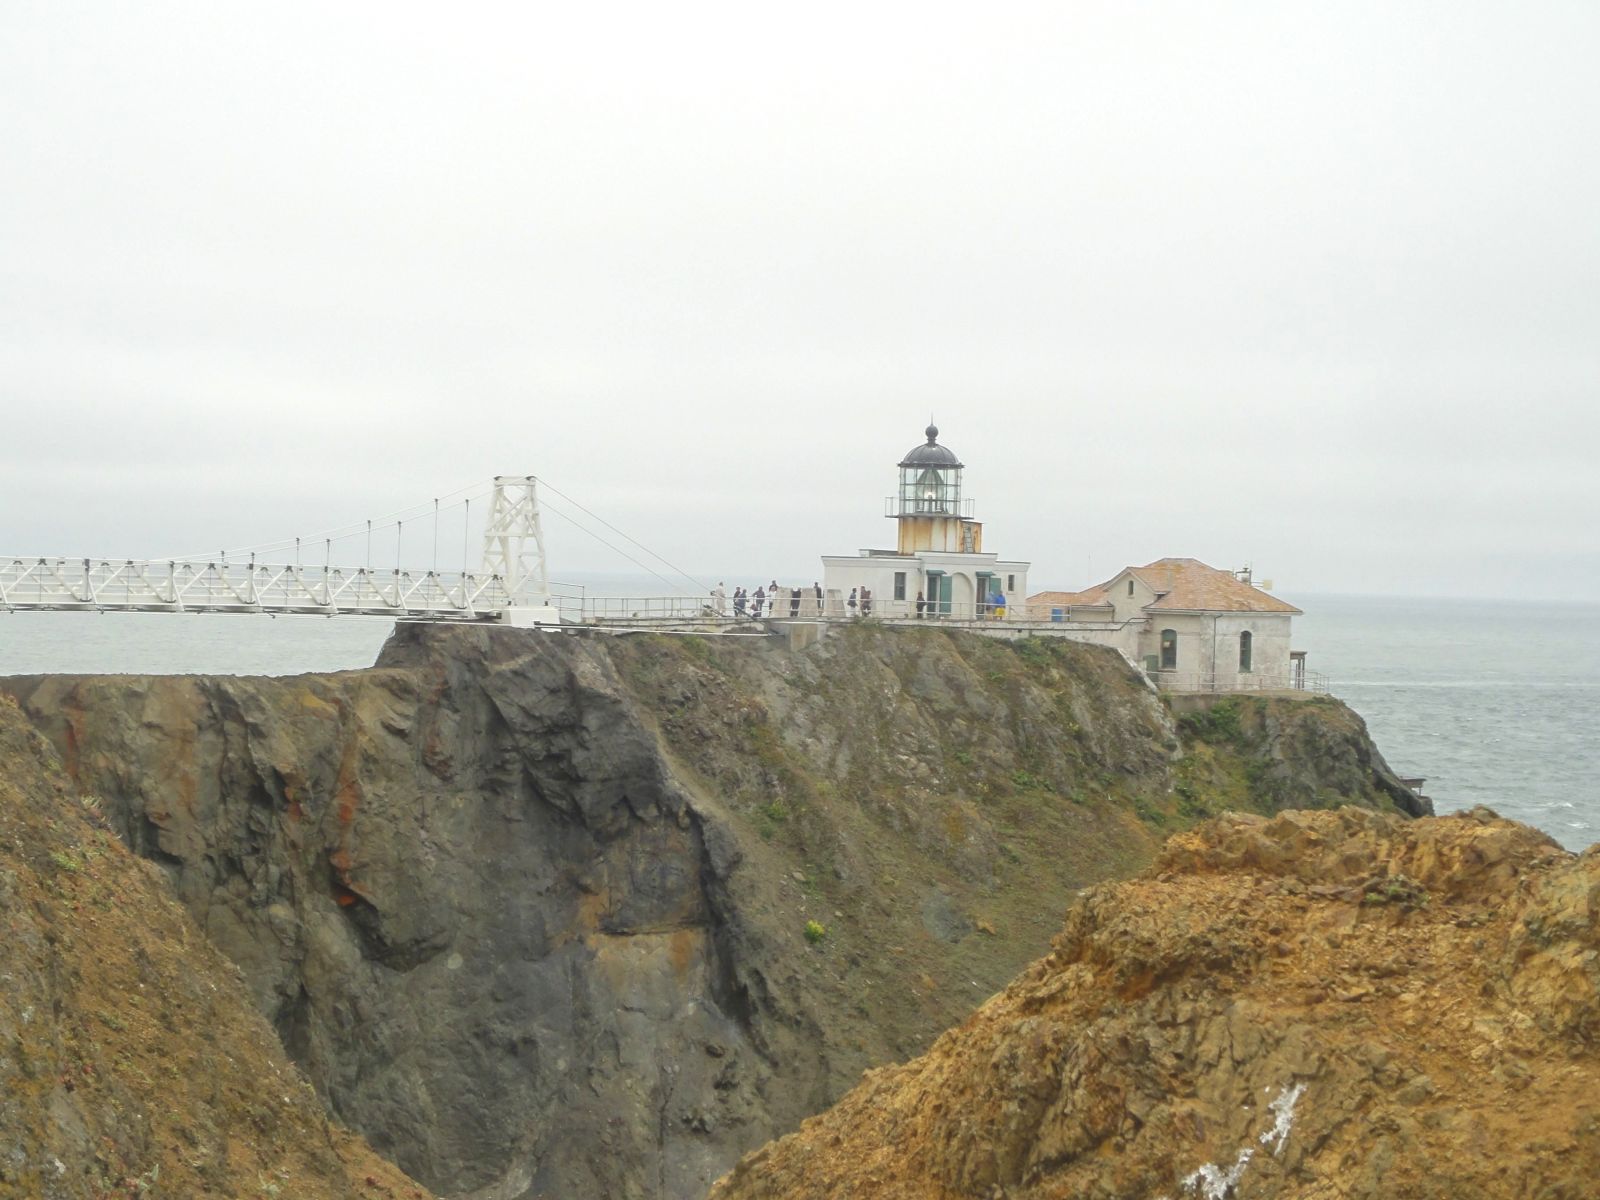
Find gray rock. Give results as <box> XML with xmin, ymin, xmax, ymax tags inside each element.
<box><xmin>1</xmin><ymin>624</ymin><xmax>1419</xmax><ymax>1199</ymax></box>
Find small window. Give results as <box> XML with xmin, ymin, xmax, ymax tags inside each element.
<box><xmin>1160</xmin><ymin>628</ymin><xmax>1178</xmax><ymax>670</ymax></box>
<box><xmin>1127</xmin><ymin>579</ymin><xmax>1135</xmax><ymax>597</ymax></box>
<box><xmin>893</xmin><ymin>571</ymin><xmax>906</xmax><ymax>601</ymax></box>
<box><xmin>1239</xmin><ymin>630</ymin><xmax>1253</xmax><ymax>673</ymax></box>
<box><xmin>1007</xmin><ymin>574</ymin><xmax>1015</xmax><ymax>591</ymax></box>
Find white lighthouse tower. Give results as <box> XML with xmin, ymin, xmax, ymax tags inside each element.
<box><xmin>820</xmin><ymin>424</ymin><xmax>1030</xmax><ymax>619</ymax></box>
<box><xmin>893</xmin><ymin>424</ymin><xmax>981</xmax><ymax>554</ymax></box>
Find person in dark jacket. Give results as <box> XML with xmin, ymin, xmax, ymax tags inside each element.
<box><xmin>915</xmin><ymin>590</ymin><xmax>926</xmax><ymax>618</ymax></box>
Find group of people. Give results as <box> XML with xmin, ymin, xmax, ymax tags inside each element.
<box><xmin>710</xmin><ymin>580</ymin><xmax>823</xmax><ymax>620</ymax></box>
<box><xmin>707</xmin><ymin>582</ymin><xmax>1009</xmax><ymax>621</ymax></box>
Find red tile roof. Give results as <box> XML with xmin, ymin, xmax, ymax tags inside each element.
<box><xmin>1025</xmin><ymin>589</ymin><xmax>1113</xmax><ymax>609</ymax></box>
<box><xmin>1029</xmin><ymin>558</ymin><xmax>1300</xmax><ymax>615</ymax></box>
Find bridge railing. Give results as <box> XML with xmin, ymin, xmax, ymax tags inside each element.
<box><xmin>0</xmin><ymin>557</ymin><xmax>529</xmax><ymax>620</ymax></box>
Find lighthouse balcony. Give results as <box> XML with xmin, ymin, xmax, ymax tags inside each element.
<box><xmin>884</xmin><ymin>495</ymin><xmax>976</xmax><ymax>519</ymax></box>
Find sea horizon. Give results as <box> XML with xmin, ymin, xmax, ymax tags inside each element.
<box><xmin>2</xmin><ymin>589</ymin><xmax>1594</xmax><ymax>853</ymax></box>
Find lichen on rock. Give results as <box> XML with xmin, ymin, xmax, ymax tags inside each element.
<box><xmin>1</xmin><ymin>624</ymin><xmax>1427</xmax><ymax>1198</ymax></box>
<box><xmin>710</xmin><ymin>807</ymin><xmax>1600</xmax><ymax>1200</ymax></box>
<box><xmin>0</xmin><ymin>695</ymin><xmax>433</xmax><ymax>1199</ymax></box>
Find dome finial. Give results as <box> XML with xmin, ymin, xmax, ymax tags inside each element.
<box><xmin>925</xmin><ymin>421</ymin><xmax>939</xmax><ymax>444</ymax></box>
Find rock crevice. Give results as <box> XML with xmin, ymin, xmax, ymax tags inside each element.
<box><xmin>3</xmin><ymin>624</ymin><xmax>1421</xmax><ymax>1198</ymax></box>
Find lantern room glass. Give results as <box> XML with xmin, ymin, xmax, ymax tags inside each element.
<box><xmin>899</xmin><ymin>465</ymin><xmax>962</xmax><ymax>515</ymax></box>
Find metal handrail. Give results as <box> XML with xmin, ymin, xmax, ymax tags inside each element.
<box><xmin>0</xmin><ymin>556</ymin><xmax>529</xmax><ymax>620</ymax></box>
<box><xmin>1146</xmin><ymin>668</ymin><xmax>1330</xmax><ymax>694</ymax></box>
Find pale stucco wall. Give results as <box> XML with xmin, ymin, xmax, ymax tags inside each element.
<box><xmin>1136</xmin><ymin>611</ymin><xmax>1295</xmax><ymax>689</ymax></box>
<box><xmin>821</xmin><ymin>554</ymin><xmax>1030</xmax><ymax>620</ymax></box>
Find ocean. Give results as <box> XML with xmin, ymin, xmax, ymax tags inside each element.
<box><xmin>1</xmin><ymin>592</ymin><xmax>1594</xmax><ymax>851</ymax></box>
<box><xmin>1288</xmin><ymin>594</ymin><xmax>1600</xmax><ymax>852</ymax></box>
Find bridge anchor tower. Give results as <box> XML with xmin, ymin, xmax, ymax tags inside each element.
<box><xmin>481</xmin><ymin>476</ymin><xmax>561</xmax><ymax>625</ymax></box>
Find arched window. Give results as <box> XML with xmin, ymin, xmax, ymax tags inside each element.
<box><xmin>1160</xmin><ymin>628</ymin><xmax>1178</xmax><ymax>670</ymax></box>
<box><xmin>1127</xmin><ymin>579</ymin><xmax>1135</xmax><ymax>597</ymax></box>
<box><xmin>1239</xmin><ymin>630</ymin><xmax>1253</xmax><ymax>673</ymax></box>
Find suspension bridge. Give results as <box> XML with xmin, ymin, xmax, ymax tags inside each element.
<box><xmin>0</xmin><ymin>477</ymin><xmax>712</xmax><ymax>627</ymax></box>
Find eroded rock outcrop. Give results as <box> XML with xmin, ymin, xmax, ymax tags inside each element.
<box><xmin>711</xmin><ymin>807</ymin><xmax>1600</xmax><ymax>1200</ymax></box>
<box><xmin>0</xmin><ymin>695</ymin><xmax>434</xmax><ymax>1199</ymax></box>
<box><xmin>1</xmin><ymin>625</ymin><xmax>1421</xmax><ymax>1198</ymax></box>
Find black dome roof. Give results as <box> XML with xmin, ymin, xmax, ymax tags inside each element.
<box><xmin>898</xmin><ymin>424</ymin><xmax>963</xmax><ymax>469</ymax></box>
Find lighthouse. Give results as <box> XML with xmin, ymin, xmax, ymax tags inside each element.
<box><xmin>819</xmin><ymin>423</ymin><xmax>1030</xmax><ymax>619</ymax></box>
<box><xmin>893</xmin><ymin>424</ymin><xmax>980</xmax><ymax>554</ymax></box>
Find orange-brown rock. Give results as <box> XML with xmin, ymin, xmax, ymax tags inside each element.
<box><xmin>710</xmin><ymin>807</ymin><xmax>1600</xmax><ymax>1200</ymax></box>
<box><xmin>0</xmin><ymin>695</ymin><xmax>434</xmax><ymax>1199</ymax></box>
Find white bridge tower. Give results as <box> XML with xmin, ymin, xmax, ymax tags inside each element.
<box><xmin>481</xmin><ymin>476</ymin><xmax>560</xmax><ymax>625</ymax></box>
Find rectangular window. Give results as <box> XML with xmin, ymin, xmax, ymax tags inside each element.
<box><xmin>1007</xmin><ymin>574</ymin><xmax>1015</xmax><ymax>591</ymax></box>
<box><xmin>893</xmin><ymin>572</ymin><xmax>906</xmax><ymax>601</ymax></box>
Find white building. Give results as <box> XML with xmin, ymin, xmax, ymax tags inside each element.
<box><xmin>1029</xmin><ymin>558</ymin><xmax>1305</xmax><ymax>690</ymax></box>
<box><xmin>821</xmin><ymin>425</ymin><xmax>1030</xmax><ymax>619</ymax></box>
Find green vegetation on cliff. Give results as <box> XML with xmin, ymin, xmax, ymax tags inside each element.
<box><xmin>0</xmin><ymin>624</ymin><xmax>1419</xmax><ymax>1200</ymax></box>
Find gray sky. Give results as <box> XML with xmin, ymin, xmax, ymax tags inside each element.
<box><xmin>4</xmin><ymin>1</ymin><xmax>1598</xmax><ymax>599</ymax></box>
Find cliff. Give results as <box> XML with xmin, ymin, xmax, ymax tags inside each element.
<box><xmin>1</xmin><ymin>624</ymin><xmax>1419</xmax><ymax>1198</ymax></box>
<box><xmin>710</xmin><ymin>807</ymin><xmax>1600</xmax><ymax>1200</ymax></box>
<box><xmin>0</xmin><ymin>694</ymin><xmax>434</xmax><ymax>1199</ymax></box>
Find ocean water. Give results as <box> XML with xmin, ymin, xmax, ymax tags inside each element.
<box><xmin>1</xmin><ymin>592</ymin><xmax>1595</xmax><ymax>851</ymax></box>
<box><xmin>1287</xmin><ymin>594</ymin><xmax>1600</xmax><ymax>852</ymax></box>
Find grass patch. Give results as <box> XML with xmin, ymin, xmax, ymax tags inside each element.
<box><xmin>1010</xmin><ymin>637</ymin><xmax>1054</xmax><ymax>669</ymax></box>
<box><xmin>50</xmin><ymin>849</ymin><xmax>82</xmax><ymax>873</ymax></box>
<box><xmin>1177</xmin><ymin>699</ymin><xmax>1245</xmax><ymax>745</ymax></box>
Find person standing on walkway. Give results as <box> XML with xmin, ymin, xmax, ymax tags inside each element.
<box><xmin>915</xmin><ymin>590</ymin><xmax>926</xmax><ymax>618</ymax></box>
<box><xmin>752</xmin><ymin>585</ymin><xmax>765</xmax><ymax>618</ymax></box>
<box><xmin>861</xmin><ymin>587</ymin><xmax>872</xmax><ymax>618</ymax></box>
<box><xmin>734</xmin><ymin>587</ymin><xmax>746</xmax><ymax>617</ymax></box>
<box><xmin>847</xmin><ymin>587</ymin><xmax>858</xmax><ymax>617</ymax></box>
<box><xmin>712</xmin><ymin>583</ymin><xmax>727</xmax><ymax>615</ymax></box>
<box><xmin>812</xmin><ymin>581</ymin><xmax>822</xmax><ymax>616</ymax></box>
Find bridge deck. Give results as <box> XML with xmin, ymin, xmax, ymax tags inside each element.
<box><xmin>2</xmin><ymin>558</ymin><xmax>520</xmax><ymax>622</ymax></box>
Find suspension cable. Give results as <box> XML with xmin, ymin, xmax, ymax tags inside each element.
<box><xmin>536</xmin><ymin>477</ymin><xmax>709</xmax><ymax>593</ymax></box>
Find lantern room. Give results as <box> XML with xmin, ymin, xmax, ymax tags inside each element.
<box><xmin>890</xmin><ymin>424</ymin><xmax>981</xmax><ymax>555</ymax></box>
<box><xmin>897</xmin><ymin>424</ymin><xmax>964</xmax><ymax>515</ymax></box>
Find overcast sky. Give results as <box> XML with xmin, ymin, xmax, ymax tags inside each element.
<box><xmin>3</xmin><ymin>2</ymin><xmax>1598</xmax><ymax>599</ymax></box>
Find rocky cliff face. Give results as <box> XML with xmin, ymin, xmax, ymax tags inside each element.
<box><xmin>0</xmin><ymin>695</ymin><xmax>434</xmax><ymax>1200</ymax></box>
<box><xmin>1</xmin><ymin>624</ymin><xmax>1419</xmax><ymax>1198</ymax></box>
<box><xmin>711</xmin><ymin>807</ymin><xmax>1600</xmax><ymax>1200</ymax></box>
